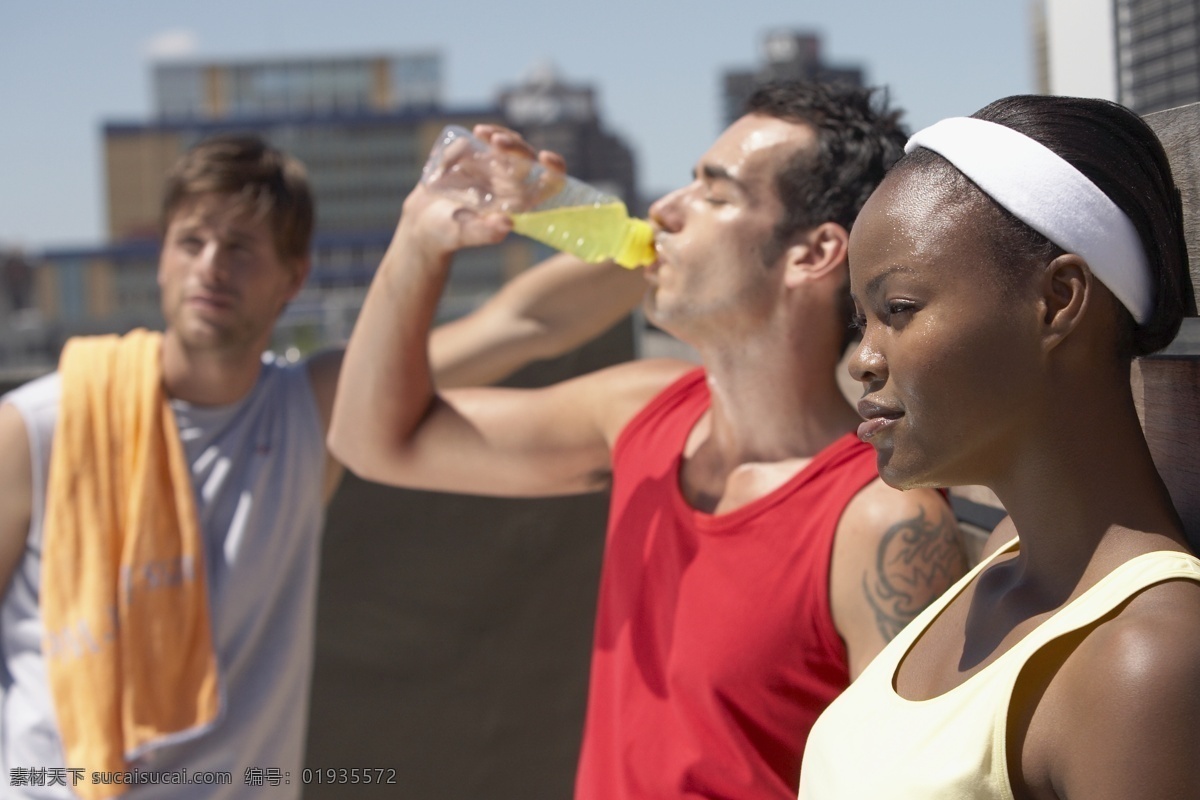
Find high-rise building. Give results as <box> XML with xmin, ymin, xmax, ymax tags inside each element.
<box><xmin>1116</xmin><ymin>0</ymin><xmax>1200</xmax><ymax>113</ymax></box>
<box><xmin>1036</xmin><ymin>0</ymin><xmax>1119</xmax><ymax>100</ymax></box>
<box><xmin>152</xmin><ymin>53</ymin><xmax>441</xmax><ymax>121</ymax></box>
<box><xmin>721</xmin><ymin>31</ymin><xmax>864</xmax><ymax>128</ymax></box>
<box><xmin>1037</xmin><ymin>0</ymin><xmax>1200</xmax><ymax>112</ymax></box>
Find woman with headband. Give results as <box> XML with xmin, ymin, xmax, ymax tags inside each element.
<box><xmin>797</xmin><ymin>95</ymin><xmax>1200</xmax><ymax>799</ymax></box>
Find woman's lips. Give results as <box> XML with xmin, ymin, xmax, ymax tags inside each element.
<box><xmin>857</xmin><ymin>414</ymin><xmax>899</xmax><ymax>441</ymax></box>
<box><xmin>856</xmin><ymin>399</ymin><xmax>903</xmax><ymax>442</ymax></box>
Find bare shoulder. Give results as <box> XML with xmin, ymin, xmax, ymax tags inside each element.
<box><xmin>841</xmin><ymin>480</ymin><xmax>956</xmax><ymax>541</ymax></box>
<box><xmin>304</xmin><ymin>347</ymin><xmax>345</xmax><ymax>430</ymax></box>
<box><xmin>1026</xmin><ymin>577</ymin><xmax>1200</xmax><ymax>798</ymax></box>
<box><xmin>1065</xmin><ymin>576</ymin><xmax>1200</xmax><ymax>700</ymax></box>
<box><xmin>0</xmin><ymin>401</ymin><xmax>33</xmax><ymax>592</ymax></box>
<box><xmin>571</xmin><ymin>357</ymin><xmax>698</xmax><ymax>445</ymax></box>
<box><xmin>0</xmin><ymin>401</ymin><xmax>32</xmax><ymax>494</ymax></box>
<box><xmin>830</xmin><ymin>480</ymin><xmax>968</xmax><ymax>673</ymax></box>
<box><xmin>840</xmin><ymin>481</ymin><xmax>967</xmax><ymax>586</ymax></box>
<box><xmin>834</xmin><ymin>480</ymin><xmax>968</xmax><ymax>646</ymax></box>
<box><xmin>598</xmin><ymin>357</ymin><xmax>697</xmax><ymax>399</ymax></box>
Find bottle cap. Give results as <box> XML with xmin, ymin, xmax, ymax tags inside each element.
<box><xmin>614</xmin><ymin>218</ymin><xmax>656</xmax><ymax>269</ymax></box>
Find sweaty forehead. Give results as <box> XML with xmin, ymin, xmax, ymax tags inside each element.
<box><xmin>849</xmin><ymin>164</ymin><xmax>990</xmax><ymax>287</ymax></box>
<box><xmin>707</xmin><ymin>115</ymin><xmax>815</xmax><ymax>177</ymax></box>
<box><xmin>741</xmin><ymin>114</ymin><xmax>813</xmax><ymax>150</ymax></box>
<box><xmin>860</xmin><ymin>165</ymin><xmax>981</xmax><ymax>245</ymax></box>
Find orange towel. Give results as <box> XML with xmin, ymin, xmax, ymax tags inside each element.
<box><xmin>41</xmin><ymin>329</ymin><xmax>219</xmax><ymax>797</ymax></box>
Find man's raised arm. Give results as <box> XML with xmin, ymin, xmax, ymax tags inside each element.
<box><xmin>327</xmin><ymin>127</ymin><xmax>682</xmax><ymax>498</ymax></box>
<box><xmin>429</xmin><ymin>252</ymin><xmax>646</xmax><ymax>390</ymax></box>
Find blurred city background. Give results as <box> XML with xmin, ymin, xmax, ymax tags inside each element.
<box><xmin>15</xmin><ymin>0</ymin><xmax>1198</xmax><ymax>379</ymax></box>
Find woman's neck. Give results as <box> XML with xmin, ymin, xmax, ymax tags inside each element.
<box><xmin>988</xmin><ymin>379</ymin><xmax>1187</xmax><ymax>589</ymax></box>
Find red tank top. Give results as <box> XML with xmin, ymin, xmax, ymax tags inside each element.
<box><xmin>575</xmin><ymin>368</ymin><xmax>880</xmax><ymax>799</ymax></box>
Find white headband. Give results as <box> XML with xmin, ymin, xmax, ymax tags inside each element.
<box><xmin>904</xmin><ymin>117</ymin><xmax>1153</xmax><ymax>324</ymax></box>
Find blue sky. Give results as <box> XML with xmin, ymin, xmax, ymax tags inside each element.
<box><xmin>0</xmin><ymin>0</ymin><xmax>1035</xmax><ymax>250</ymax></box>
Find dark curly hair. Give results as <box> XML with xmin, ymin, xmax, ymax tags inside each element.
<box><xmin>744</xmin><ymin>81</ymin><xmax>908</xmax><ymax>352</ymax></box>
<box><xmin>744</xmin><ymin>81</ymin><xmax>908</xmax><ymax>242</ymax></box>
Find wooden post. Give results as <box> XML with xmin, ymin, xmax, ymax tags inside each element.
<box><xmin>1137</xmin><ymin>101</ymin><xmax>1200</xmax><ymax>551</ymax></box>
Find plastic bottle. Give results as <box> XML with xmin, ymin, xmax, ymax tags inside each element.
<box><xmin>419</xmin><ymin>125</ymin><xmax>655</xmax><ymax>269</ymax></box>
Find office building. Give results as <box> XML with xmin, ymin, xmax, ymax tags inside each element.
<box><xmin>1036</xmin><ymin>0</ymin><xmax>1119</xmax><ymax>99</ymax></box>
<box><xmin>1116</xmin><ymin>0</ymin><xmax>1200</xmax><ymax>113</ymax></box>
<box><xmin>153</xmin><ymin>53</ymin><xmax>441</xmax><ymax>121</ymax></box>
<box><xmin>721</xmin><ymin>30</ymin><xmax>864</xmax><ymax>128</ymax></box>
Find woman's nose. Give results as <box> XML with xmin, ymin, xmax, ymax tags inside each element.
<box><xmin>847</xmin><ymin>333</ymin><xmax>887</xmax><ymax>390</ymax></box>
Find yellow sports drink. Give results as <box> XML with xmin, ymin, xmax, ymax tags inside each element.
<box><xmin>420</xmin><ymin>125</ymin><xmax>656</xmax><ymax>267</ymax></box>
<box><xmin>510</xmin><ymin>202</ymin><xmax>656</xmax><ymax>269</ymax></box>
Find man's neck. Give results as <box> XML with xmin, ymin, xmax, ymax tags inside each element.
<box><xmin>697</xmin><ymin>328</ymin><xmax>858</xmax><ymax>459</ymax></box>
<box><xmin>161</xmin><ymin>330</ymin><xmax>267</xmax><ymax>406</ymax></box>
<box><xmin>679</xmin><ymin>335</ymin><xmax>861</xmax><ymax>514</ymax></box>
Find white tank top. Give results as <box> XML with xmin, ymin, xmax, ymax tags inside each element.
<box><xmin>1</xmin><ymin>356</ymin><xmax>326</xmax><ymax>799</ymax></box>
<box><xmin>798</xmin><ymin>539</ymin><xmax>1200</xmax><ymax>800</ymax></box>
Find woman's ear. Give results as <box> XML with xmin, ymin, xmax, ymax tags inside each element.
<box><xmin>783</xmin><ymin>222</ymin><xmax>849</xmax><ymax>289</ymax></box>
<box><xmin>1038</xmin><ymin>253</ymin><xmax>1091</xmax><ymax>352</ymax></box>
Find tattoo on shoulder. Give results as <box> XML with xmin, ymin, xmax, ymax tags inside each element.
<box><xmin>863</xmin><ymin>505</ymin><xmax>967</xmax><ymax>641</ymax></box>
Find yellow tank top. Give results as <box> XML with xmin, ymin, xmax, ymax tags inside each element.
<box><xmin>797</xmin><ymin>540</ymin><xmax>1200</xmax><ymax>800</ymax></box>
